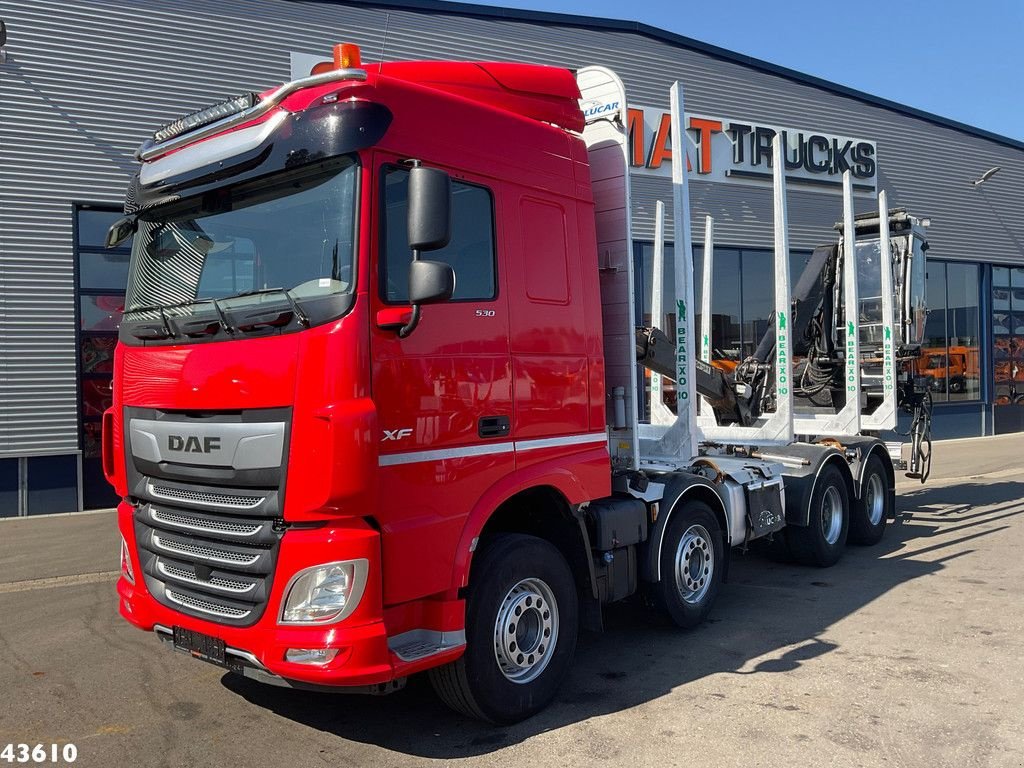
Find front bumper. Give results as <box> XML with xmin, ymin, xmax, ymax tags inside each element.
<box><xmin>150</xmin><ymin>623</ymin><xmax>404</xmax><ymax>693</ymax></box>
<box><xmin>117</xmin><ymin>502</ymin><xmax>398</xmax><ymax>687</ymax></box>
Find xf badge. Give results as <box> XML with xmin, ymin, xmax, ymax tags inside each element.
<box><xmin>382</xmin><ymin>428</ymin><xmax>413</xmax><ymax>441</ymax></box>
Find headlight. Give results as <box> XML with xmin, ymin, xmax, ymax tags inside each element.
<box><xmin>120</xmin><ymin>536</ymin><xmax>135</xmax><ymax>584</ymax></box>
<box><xmin>280</xmin><ymin>559</ymin><xmax>368</xmax><ymax>625</ymax></box>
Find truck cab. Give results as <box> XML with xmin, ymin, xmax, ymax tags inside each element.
<box><xmin>109</xmin><ymin>50</ymin><xmax>610</xmax><ymax>719</ymax></box>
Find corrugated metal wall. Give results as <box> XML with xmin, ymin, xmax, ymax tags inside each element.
<box><xmin>1</xmin><ymin>0</ymin><xmax>1021</xmax><ymax>457</ymax></box>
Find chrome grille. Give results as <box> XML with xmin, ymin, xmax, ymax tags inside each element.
<box><xmin>152</xmin><ymin>534</ymin><xmax>260</xmax><ymax>566</ymax></box>
<box><xmin>148</xmin><ymin>483</ymin><xmax>265</xmax><ymax>510</ymax></box>
<box><xmin>157</xmin><ymin>562</ymin><xmax>256</xmax><ymax>594</ymax></box>
<box><xmin>151</xmin><ymin>508</ymin><xmax>263</xmax><ymax>537</ymax></box>
<box><xmin>165</xmin><ymin>589</ymin><xmax>252</xmax><ymax>619</ymax></box>
<box><xmin>137</xmin><ymin>501</ymin><xmax>280</xmax><ymax>626</ymax></box>
<box><xmin>135</xmin><ymin>491</ymin><xmax>281</xmax><ymax>626</ymax></box>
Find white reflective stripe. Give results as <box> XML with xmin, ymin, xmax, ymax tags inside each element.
<box><xmin>514</xmin><ymin>432</ymin><xmax>608</xmax><ymax>452</ymax></box>
<box><xmin>378</xmin><ymin>432</ymin><xmax>608</xmax><ymax>467</ymax></box>
<box><xmin>378</xmin><ymin>442</ymin><xmax>514</xmax><ymax>467</ymax></box>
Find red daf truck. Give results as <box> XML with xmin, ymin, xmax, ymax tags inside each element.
<box><xmin>105</xmin><ymin>44</ymin><xmax>930</xmax><ymax>723</ymax></box>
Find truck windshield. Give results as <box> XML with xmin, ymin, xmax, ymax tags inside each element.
<box><xmin>125</xmin><ymin>157</ymin><xmax>357</xmax><ymax>313</ymax></box>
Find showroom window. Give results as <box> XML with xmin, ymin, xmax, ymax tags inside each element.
<box><xmin>635</xmin><ymin>244</ymin><xmax>810</xmax><ymax>361</ymax></box>
<box><xmin>992</xmin><ymin>266</ymin><xmax>1024</xmax><ymax>405</ymax></box>
<box><xmin>74</xmin><ymin>204</ymin><xmax>127</xmax><ymax>509</ymax></box>
<box><xmin>920</xmin><ymin>261</ymin><xmax>982</xmax><ymax>402</ymax></box>
<box><xmin>633</xmin><ymin>243</ymin><xmax>809</xmax><ymax>418</ymax></box>
<box><xmin>634</xmin><ymin>245</ymin><xmax>983</xmax><ymax>413</ymax></box>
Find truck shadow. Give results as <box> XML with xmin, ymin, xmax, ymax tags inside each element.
<box><xmin>221</xmin><ymin>479</ymin><xmax>1023</xmax><ymax>758</ymax></box>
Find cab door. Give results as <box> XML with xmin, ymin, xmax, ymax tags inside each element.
<box><xmin>369</xmin><ymin>155</ymin><xmax>512</xmax><ymax>605</ymax></box>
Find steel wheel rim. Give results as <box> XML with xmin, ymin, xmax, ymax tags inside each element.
<box><xmin>674</xmin><ymin>524</ymin><xmax>714</xmax><ymax>605</ymax></box>
<box><xmin>820</xmin><ymin>486</ymin><xmax>844</xmax><ymax>545</ymax></box>
<box><xmin>493</xmin><ymin>578</ymin><xmax>558</xmax><ymax>684</ymax></box>
<box><xmin>865</xmin><ymin>472</ymin><xmax>885</xmax><ymax>526</ymax></box>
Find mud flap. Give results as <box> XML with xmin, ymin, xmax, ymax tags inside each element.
<box><xmin>745</xmin><ymin>481</ymin><xmax>786</xmax><ymax>538</ymax></box>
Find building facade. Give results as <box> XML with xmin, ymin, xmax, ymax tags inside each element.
<box><xmin>1</xmin><ymin>0</ymin><xmax>1021</xmax><ymax>514</ymax></box>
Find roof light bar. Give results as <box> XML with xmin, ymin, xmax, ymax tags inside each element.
<box><xmin>137</xmin><ymin>64</ymin><xmax>368</xmax><ymax>162</ymax></box>
<box><xmin>152</xmin><ymin>92</ymin><xmax>259</xmax><ymax>145</ymax></box>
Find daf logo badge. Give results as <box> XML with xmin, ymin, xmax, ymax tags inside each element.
<box><xmin>168</xmin><ymin>435</ymin><xmax>222</xmax><ymax>453</ymax></box>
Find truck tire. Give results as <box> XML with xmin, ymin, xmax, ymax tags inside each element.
<box><xmin>786</xmin><ymin>463</ymin><xmax>849</xmax><ymax>567</ymax></box>
<box><xmin>428</xmin><ymin>533</ymin><xmax>578</xmax><ymax>723</ymax></box>
<box><xmin>653</xmin><ymin>501</ymin><xmax>724</xmax><ymax>628</ymax></box>
<box><xmin>849</xmin><ymin>453</ymin><xmax>890</xmax><ymax>546</ymax></box>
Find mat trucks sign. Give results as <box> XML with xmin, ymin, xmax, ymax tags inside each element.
<box><xmin>591</xmin><ymin>102</ymin><xmax>878</xmax><ymax>193</ymax></box>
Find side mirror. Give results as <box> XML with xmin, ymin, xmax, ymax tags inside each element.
<box><xmin>105</xmin><ymin>215</ymin><xmax>137</xmax><ymax>248</ymax></box>
<box><xmin>409</xmin><ymin>259</ymin><xmax>455</xmax><ymax>305</ymax></box>
<box><xmin>407</xmin><ymin>166</ymin><xmax>451</xmax><ymax>252</ymax></box>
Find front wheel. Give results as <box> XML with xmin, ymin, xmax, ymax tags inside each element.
<box><xmin>428</xmin><ymin>534</ymin><xmax>578</xmax><ymax>723</ymax></box>
<box><xmin>849</xmin><ymin>453</ymin><xmax>891</xmax><ymax>546</ymax></box>
<box><xmin>787</xmin><ymin>463</ymin><xmax>850</xmax><ymax>567</ymax></box>
<box><xmin>653</xmin><ymin>501</ymin><xmax>724</xmax><ymax>628</ymax></box>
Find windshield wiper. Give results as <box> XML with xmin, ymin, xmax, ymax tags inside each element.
<box><xmin>207</xmin><ymin>296</ymin><xmax>235</xmax><ymax>335</ymax></box>
<box><xmin>126</xmin><ymin>287</ymin><xmax>309</xmax><ymax>338</ymax></box>
<box><xmin>126</xmin><ymin>296</ymin><xmax>237</xmax><ymax>338</ymax></box>
<box><xmin>231</xmin><ymin>287</ymin><xmax>310</xmax><ymax>327</ymax></box>
<box><xmin>126</xmin><ymin>296</ymin><xmax>205</xmax><ymax>316</ymax></box>
<box><xmin>136</xmin><ymin>305</ymin><xmax>177</xmax><ymax>341</ymax></box>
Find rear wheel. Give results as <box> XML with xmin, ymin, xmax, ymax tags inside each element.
<box><xmin>787</xmin><ymin>463</ymin><xmax>849</xmax><ymax>567</ymax></box>
<box><xmin>653</xmin><ymin>501</ymin><xmax>724</xmax><ymax>628</ymax></box>
<box><xmin>428</xmin><ymin>534</ymin><xmax>578</xmax><ymax>723</ymax></box>
<box><xmin>849</xmin><ymin>453</ymin><xmax>891</xmax><ymax>546</ymax></box>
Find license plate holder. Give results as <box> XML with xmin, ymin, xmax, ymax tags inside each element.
<box><xmin>173</xmin><ymin>626</ymin><xmax>229</xmax><ymax>667</ymax></box>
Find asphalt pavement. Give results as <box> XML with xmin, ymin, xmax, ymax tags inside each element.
<box><xmin>1</xmin><ymin>434</ymin><xmax>1022</xmax><ymax>768</ymax></box>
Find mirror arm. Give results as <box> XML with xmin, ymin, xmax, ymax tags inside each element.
<box><xmin>397</xmin><ymin>305</ymin><xmax>421</xmax><ymax>338</ymax></box>
<box><xmin>397</xmin><ymin>247</ymin><xmax>422</xmax><ymax>338</ymax></box>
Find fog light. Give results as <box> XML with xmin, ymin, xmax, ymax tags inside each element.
<box><xmin>120</xmin><ymin>536</ymin><xmax>135</xmax><ymax>584</ymax></box>
<box><xmin>285</xmin><ymin>648</ymin><xmax>341</xmax><ymax>665</ymax></box>
<box><xmin>280</xmin><ymin>559</ymin><xmax>368</xmax><ymax>625</ymax></box>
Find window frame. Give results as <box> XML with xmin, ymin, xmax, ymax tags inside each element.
<box><xmin>72</xmin><ymin>203</ymin><xmax>128</xmax><ymax>457</ymax></box>
<box><xmin>923</xmin><ymin>259</ymin><xmax>984</xmax><ymax>405</ymax></box>
<box><xmin>377</xmin><ymin>163</ymin><xmax>499</xmax><ymax>305</ymax></box>
<box><xmin>633</xmin><ymin>240</ymin><xmax>814</xmax><ymax>356</ymax></box>
<box><xmin>989</xmin><ymin>263</ymin><xmax>1021</xmax><ymax>407</ymax></box>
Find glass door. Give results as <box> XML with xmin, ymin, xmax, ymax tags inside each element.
<box><xmin>992</xmin><ymin>267</ymin><xmax>1023</xmax><ymax>405</ymax></box>
<box><xmin>992</xmin><ymin>266</ymin><xmax>1024</xmax><ymax>433</ymax></box>
<box><xmin>75</xmin><ymin>205</ymin><xmax>130</xmax><ymax>508</ymax></box>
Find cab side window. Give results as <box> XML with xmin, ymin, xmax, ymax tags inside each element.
<box><xmin>381</xmin><ymin>166</ymin><xmax>497</xmax><ymax>303</ymax></box>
